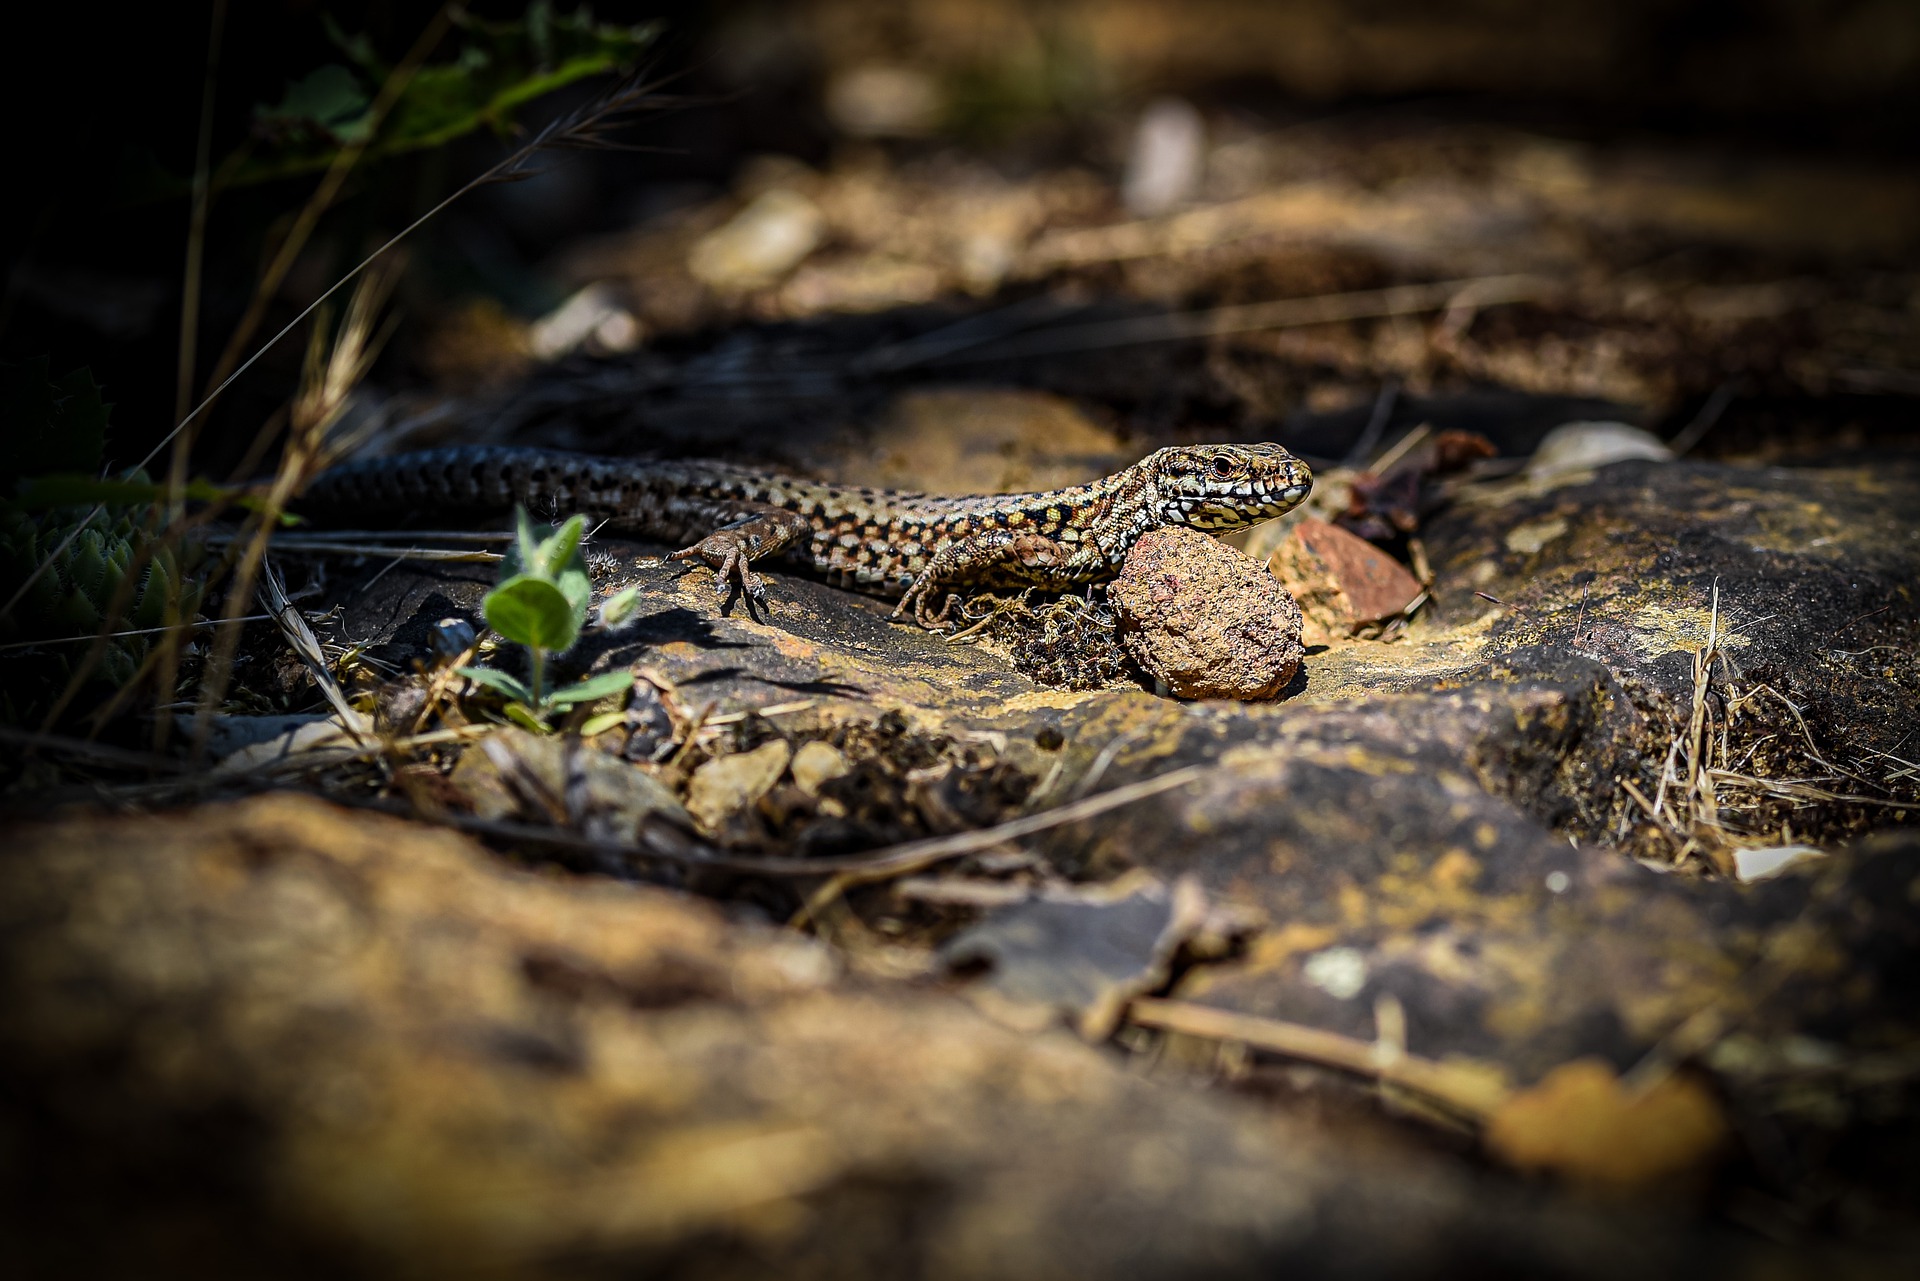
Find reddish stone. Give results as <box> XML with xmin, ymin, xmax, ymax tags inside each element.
<box><xmin>1268</xmin><ymin>518</ymin><xmax>1422</xmax><ymax>641</ymax></box>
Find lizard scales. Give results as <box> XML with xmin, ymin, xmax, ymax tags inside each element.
<box><xmin>304</xmin><ymin>443</ymin><xmax>1313</xmax><ymax>626</ymax></box>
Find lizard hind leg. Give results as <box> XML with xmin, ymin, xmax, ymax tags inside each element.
<box><xmin>891</xmin><ymin>527</ymin><xmax>1075</xmax><ymax>630</ymax></box>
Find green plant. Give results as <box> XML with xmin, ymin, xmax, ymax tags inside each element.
<box><xmin>222</xmin><ymin>3</ymin><xmax>660</xmax><ymax>192</ymax></box>
<box><xmin>457</xmin><ymin>506</ymin><xmax>632</xmax><ymax>731</ymax></box>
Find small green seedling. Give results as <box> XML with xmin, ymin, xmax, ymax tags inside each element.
<box><xmin>457</xmin><ymin>506</ymin><xmax>632</xmax><ymax>731</ymax></box>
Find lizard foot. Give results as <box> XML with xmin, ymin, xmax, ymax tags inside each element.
<box><xmin>668</xmin><ymin>535</ymin><xmax>770</xmax><ymax>612</ymax></box>
<box><xmin>891</xmin><ymin>577</ymin><xmax>959</xmax><ymax>630</ymax></box>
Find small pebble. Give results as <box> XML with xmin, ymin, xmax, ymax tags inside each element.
<box><xmin>791</xmin><ymin>740</ymin><xmax>852</xmax><ymax>797</ymax></box>
<box><xmin>686</xmin><ymin>740</ymin><xmax>793</xmax><ymax>832</ymax></box>
<box><xmin>1527</xmin><ymin>422</ymin><xmax>1673</xmax><ymax>481</ymax></box>
<box><xmin>1111</xmin><ymin>527</ymin><xmax>1303</xmax><ymax>700</ymax></box>
<box><xmin>1122</xmin><ymin>97</ymin><xmax>1205</xmax><ymax>218</ymax></box>
<box><xmin>688</xmin><ymin>189</ymin><xmax>824</xmax><ymax>291</ymax></box>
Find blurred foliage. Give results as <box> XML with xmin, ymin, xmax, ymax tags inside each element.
<box><xmin>230</xmin><ymin>2</ymin><xmax>659</xmax><ymax>190</ymax></box>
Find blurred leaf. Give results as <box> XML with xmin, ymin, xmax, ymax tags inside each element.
<box><xmin>255</xmin><ymin>64</ymin><xmax>374</xmax><ymax>144</ymax></box>
<box><xmin>545</xmin><ymin>669</ymin><xmax>633</xmax><ymax>709</ymax></box>
<box><xmin>217</xmin><ymin>5</ymin><xmax>660</xmax><ymax>192</ymax></box>
<box><xmin>540</xmin><ymin>514</ymin><xmax>587</xmax><ymax>577</ymax></box>
<box><xmin>13</xmin><ymin>473</ymin><xmax>295</xmax><ymax>523</ymax></box>
<box><xmin>482</xmin><ymin>574</ymin><xmax>580</xmax><ymax>653</ymax></box>
<box><xmin>577</xmin><ymin>709</ymin><xmax>627</xmax><ymax>737</ymax></box>
<box><xmin>506</xmin><ymin>506</ymin><xmax>541</xmax><ymax>580</ymax></box>
<box><xmin>322</xmin><ymin>12</ymin><xmax>384</xmax><ymax>79</ymax></box>
<box><xmin>455</xmin><ymin>665</ymin><xmax>535</xmax><ymax>705</ymax></box>
<box><xmin>17</xmin><ymin>474</ymin><xmax>230</xmax><ymax>510</ymax></box>
<box><xmin>598</xmin><ymin>584</ymin><xmax>642</xmax><ymax>629</ymax></box>
<box><xmin>502</xmin><ymin>702</ymin><xmax>550</xmax><ymax>733</ymax></box>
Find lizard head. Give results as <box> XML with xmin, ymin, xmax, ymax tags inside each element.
<box><xmin>1148</xmin><ymin>443</ymin><xmax>1313</xmax><ymax>531</ymax></box>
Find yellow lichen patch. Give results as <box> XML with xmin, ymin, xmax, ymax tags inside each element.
<box><xmin>1429</xmin><ymin>848</ymin><xmax>1483</xmax><ymax>893</ymax></box>
<box><xmin>1504</xmin><ymin>517</ymin><xmax>1568</xmax><ymax>555</ymax></box>
<box><xmin>1743</xmin><ymin>498</ymin><xmax>1850</xmax><ymax>557</ymax></box>
<box><xmin>1000</xmin><ymin>688</ymin><xmax>1111</xmax><ymax>714</ymax></box>
<box><xmin>1484</xmin><ymin>1059</ymin><xmax>1729</xmax><ymax>1193</ymax></box>
<box><xmin>1234</xmin><ymin>924</ymin><xmax>1342</xmax><ymax>976</ymax></box>
<box><xmin>1624</xmin><ymin>604</ymin><xmax>1752</xmax><ymax>661</ymax></box>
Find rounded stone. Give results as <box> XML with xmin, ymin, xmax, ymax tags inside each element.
<box><xmin>1111</xmin><ymin>527</ymin><xmax>1304</xmax><ymax>700</ymax></box>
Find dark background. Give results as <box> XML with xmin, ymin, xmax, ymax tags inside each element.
<box><xmin>6</xmin><ymin>0</ymin><xmax>1918</xmax><ymax>470</ymax></box>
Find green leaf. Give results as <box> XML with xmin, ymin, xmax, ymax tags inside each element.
<box><xmin>14</xmin><ymin>473</ymin><xmax>240</xmax><ymax>511</ymax></box>
<box><xmin>598</xmin><ymin>585</ymin><xmax>642</xmax><ymax>629</ymax></box>
<box><xmin>455</xmin><ymin>665</ymin><xmax>534</xmax><ymax>704</ymax></box>
<box><xmin>256</xmin><ymin>64</ymin><xmax>375</xmax><ymax>143</ymax></box>
<box><xmin>505</xmin><ymin>505</ymin><xmax>540</xmax><ymax>580</ymax></box>
<box><xmin>322</xmin><ymin>12</ymin><xmax>385</xmax><ymax>79</ymax></box>
<box><xmin>502</xmin><ymin>702</ymin><xmax>551</xmax><ymax>733</ymax></box>
<box><xmin>545</xmin><ymin>669</ymin><xmax>634</xmax><ymax>709</ymax></box>
<box><xmin>578</xmin><ymin>709</ymin><xmax>628</xmax><ymax>737</ymax></box>
<box><xmin>535</xmin><ymin>513</ymin><xmax>586</xmax><ymax>577</ymax></box>
<box><xmin>481</xmin><ymin>574</ymin><xmax>581</xmax><ymax>652</ymax></box>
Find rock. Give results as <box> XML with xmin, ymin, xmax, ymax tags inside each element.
<box><xmin>940</xmin><ymin>873</ymin><xmax>1209</xmax><ymax>1038</ymax></box>
<box><xmin>1122</xmin><ymin>97</ymin><xmax>1206</xmax><ymax>217</ymax></box>
<box><xmin>526</xmin><ymin>283</ymin><xmax>642</xmax><ymax>360</ymax></box>
<box><xmin>685</xmin><ymin>739</ymin><xmax>792</xmax><ymax>832</ymax></box>
<box><xmin>306</xmin><ymin>447</ymin><xmax>1920</xmax><ymax>1243</ymax></box>
<box><xmin>1267</xmin><ymin>517</ymin><xmax>1424</xmax><ymax>644</ymax></box>
<box><xmin>212</xmin><ymin>710</ymin><xmax>371</xmax><ymax>775</ymax></box>
<box><xmin>687</xmin><ymin>188</ymin><xmax>824</xmax><ymax>291</ymax></box>
<box><xmin>824</xmin><ymin>64</ymin><xmax>941</xmax><ymax>138</ymax></box>
<box><xmin>1111</xmin><ymin>527</ymin><xmax>1305</xmax><ymax>700</ymax></box>
<box><xmin>790</xmin><ymin>739</ymin><xmax>852</xmax><ymax>796</ymax></box>
<box><xmin>1</xmin><ymin>795</ymin><xmax>1731</xmax><ymax>1279</ymax></box>
<box><xmin>1526</xmin><ymin>422</ymin><xmax>1674</xmax><ymax>482</ymax></box>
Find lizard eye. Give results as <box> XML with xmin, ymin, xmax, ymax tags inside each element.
<box><xmin>1209</xmin><ymin>457</ymin><xmax>1236</xmax><ymax>480</ymax></box>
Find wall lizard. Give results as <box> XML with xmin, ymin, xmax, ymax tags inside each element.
<box><xmin>303</xmin><ymin>443</ymin><xmax>1313</xmax><ymax>627</ymax></box>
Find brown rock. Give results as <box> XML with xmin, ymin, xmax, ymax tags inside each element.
<box><xmin>4</xmin><ymin>794</ymin><xmax>1660</xmax><ymax>1279</ymax></box>
<box><xmin>1267</xmin><ymin>517</ymin><xmax>1423</xmax><ymax>644</ymax></box>
<box><xmin>1110</xmin><ymin>527</ymin><xmax>1304</xmax><ymax>700</ymax></box>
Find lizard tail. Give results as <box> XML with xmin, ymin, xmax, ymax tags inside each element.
<box><xmin>302</xmin><ymin>446</ymin><xmax>599</xmax><ymax>522</ymax></box>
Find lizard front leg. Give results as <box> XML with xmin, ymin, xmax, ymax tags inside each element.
<box><xmin>891</xmin><ymin>528</ymin><xmax>1075</xmax><ymax>629</ymax></box>
<box><xmin>666</xmin><ymin>505</ymin><xmax>813</xmax><ymax>610</ymax></box>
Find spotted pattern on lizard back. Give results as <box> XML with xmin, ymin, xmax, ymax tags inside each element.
<box><xmin>303</xmin><ymin>443</ymin><xmax>1313</xmax><ymax>627</ymax></box>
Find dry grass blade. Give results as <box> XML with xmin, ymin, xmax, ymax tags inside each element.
<box><xmin>1126</xmin><ymin>997</ymin><xmax>1511</xmax><ymax>1121</ymax></box>
<box><xmin>0</xmin><ymin>725</ymin><xmax>195</xmax><ymax>776</ymax></box>
<box><xmin>257</xmin><ymin>561</ymin><xmax>365</xmax><ymax>745</ymax></box>
<box><xmin>187</xmin><ymin>263</ymin><xmax>400</xmax><ymax>761</ymax></box>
